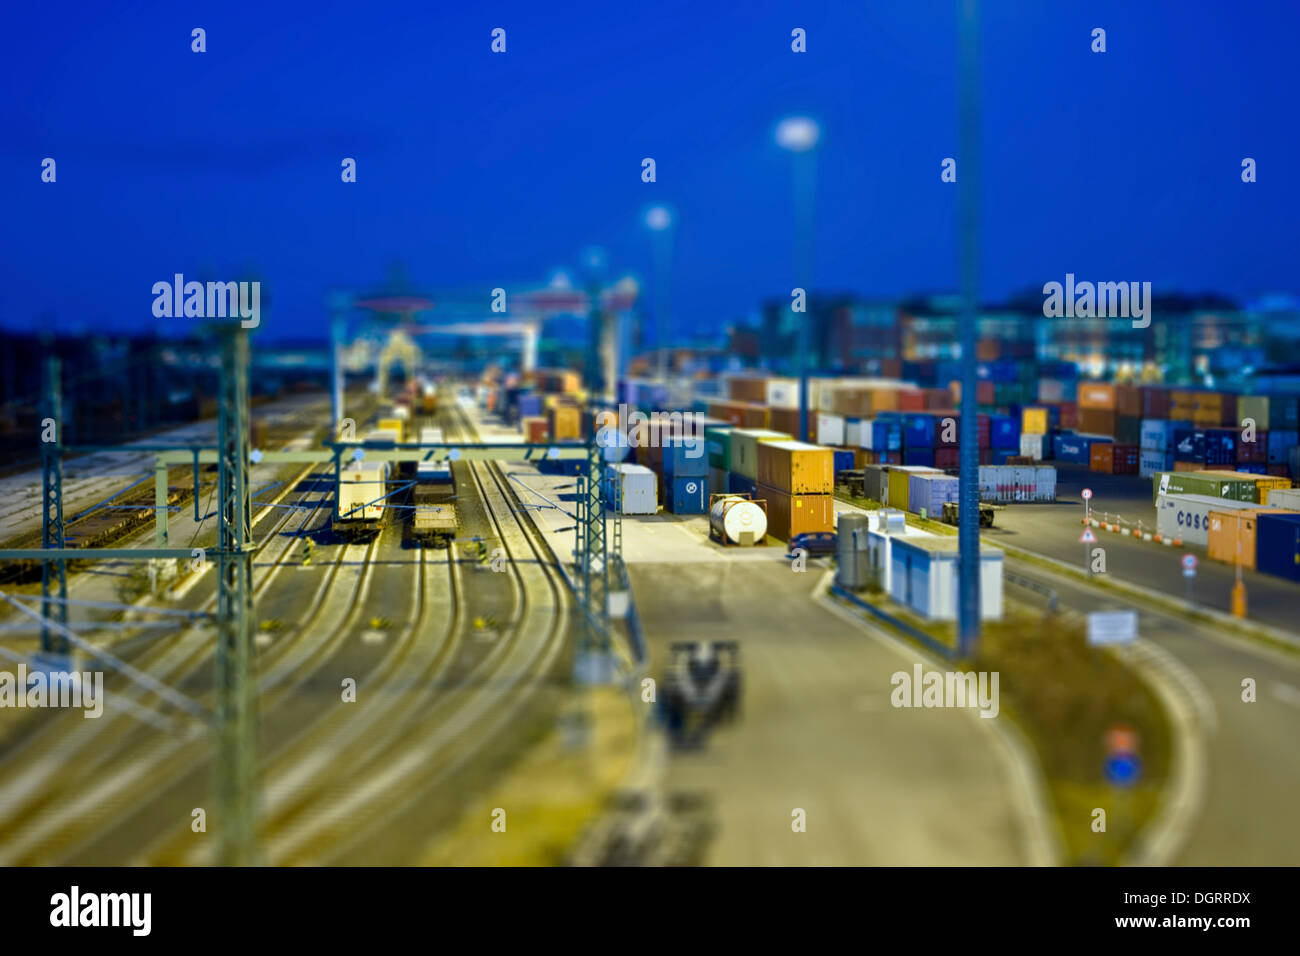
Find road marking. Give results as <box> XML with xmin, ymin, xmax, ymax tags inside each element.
<box><xmin>1271</xmin><ymin>683</ymin><xmax>1300</xmax><ymax>709</ymax></box>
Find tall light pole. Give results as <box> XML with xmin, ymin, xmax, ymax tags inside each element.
<box><xmin>776</xmin><ymin>116</ymin><xmax>820</xmax><ymax>441</ymax></box>
<box><xmin>956</xmin><ymin>0</ymin><xmax>983</xmax><ymax>656</ymax></box>
<box><xmin>645</xmin><ymin>205</ymin><xmax>674</xmax><ymax>384</ymax></box>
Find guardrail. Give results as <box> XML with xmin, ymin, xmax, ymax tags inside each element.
<box><xmin>1003</xmin><ymin>570</ymin><xmax>1060</xmax><ymax>612</ymax></box>
<box><xmin>830</xmin><ymin>584</ymin><xmax>957</xmax><ymax>659</ymax></box>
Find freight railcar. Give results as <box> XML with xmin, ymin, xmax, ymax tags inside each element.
<box><xmin>412</xmin><ymin>460</ymin><xmax>457</xmax><ymax>545</ymax></box>
<box><xmin>333</xmin><ymin>460</ymin><xmax>392</xmax><ymax>539</ymax></box>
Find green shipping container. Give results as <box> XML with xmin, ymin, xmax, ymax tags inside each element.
<box><xmin>705</xmin><ymin>423</ymin><xmax>736</xmax><ymax>471</ymax></box>
<box><xmin>1152</xmin><ymin>471</ymin><xmax>1260</xmax><ymax>504</ymax></box>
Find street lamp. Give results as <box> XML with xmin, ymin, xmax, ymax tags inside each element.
<box><xmin>775</xmin><ymin>115</ymin><xmax>821</xmax><ymax>441</ymax></box>
<box><xmin>644</xmin><ymin>205</ymin><xmax>674</xmax><ymax>384</ymax></box>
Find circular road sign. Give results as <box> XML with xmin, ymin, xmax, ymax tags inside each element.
<box><xmin>1104</xmin><ymin>753</ymin><xmax>1142</xmax><ymax>787</ymax></box>
<box><xmin>1182</xmin><ymin>553</ymin><xmax>1198</xmax><ymax>571</ymax></box>
<box><xmin>1081</xmin><ymin>489</ymin><xmax>1093</xmax><ymax>501</ymax></box>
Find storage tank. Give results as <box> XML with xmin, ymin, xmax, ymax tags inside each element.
<box><xmin>836</xmin><ymin>513</ymin><xmax>870</xmax><ymax>589</ymax></box>
<box><xmin>709</xmin><ymin>494</ymin><xmax>768</xmax><ymax>546</ymax></box>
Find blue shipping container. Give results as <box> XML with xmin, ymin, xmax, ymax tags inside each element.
<box><xmin>1052</xmin><ymin>432</ymin><xmax>1108</xmax><ymax>464</ymax></box>
<box><xmin>728</xmin><ymin>473</ymin><xmax>758</xmax><ymax>497</ymax></box>
<box><xmin>903</xmin><ymin>448</ymin><xmax>936</xmax><ymax>468</ymax></box>
<box><xmin>537</xmin><ymin>458</ymin><xmax>585</xmax><ymax>477</ymax></box>
<box><xmin>908</xmin><ymin>473</ymin><xmax>959</xmax><ymax>517</ymax></box>
<box><xmin>1268</xmin><ymin>429</ymin><xmax>1299</xmax><ymax>464</ymax></box>
<box><xmin>1172</xmin><ymin>428</ymin><xmax>1207</xmax><ymax>462</ymax></box>
<box><xmin>990</xmin><ymin>414</ymin><xmax>1020</xmax><ymax>450</ymax></box>
<box><xmin>904</xmin><ymin>414</ymin><xmax>936</xmax><ymax>449</ymax></box>
<box><xmin>832</xmin><ymin>449</ymin><xmax>855</xmax><ymax>475</ymax></box>
<box><xmin>869</xmin><ymin>420</ymin><xmax>903</xmax><ymax>451</ymax></box>
<box><xmin>668</xmin><ymin>475</ymin><xmax>708</xmax><ymax>514</ymax></box>
<box><xmin>1205</xmin><ymin>429</ymin><xmax>1237</xmax><ymax>466</ymax></box>
<box><xmin>662</xmin><ymin>437</ymin><xmax>709</xmax><ymax>477</ymax></box>
<box><xmin>1256</xmin><ymin>513</ymin><xmax>1300</xmax><ymax>583</ymax></box>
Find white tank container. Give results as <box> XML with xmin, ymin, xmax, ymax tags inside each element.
<box><xmin>710</xmin><ymin>495</ymin><xmax>768</xmax><ymax>545</ymax></box>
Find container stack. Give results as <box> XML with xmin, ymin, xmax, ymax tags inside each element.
<box><xmin>755</xmin><ymin>440</ymin><xmax>836</xmax><ymax>541</ymax></box>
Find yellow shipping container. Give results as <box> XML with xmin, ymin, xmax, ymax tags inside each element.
<box><xmin>887</xmin><ymin>469</ymin><xmax>911</xmax><ymax>511</ymax></box>
<box><xmin>377</xmin><ymin>418</ymin><xmax>404</xmax><ymax>442</ymax></box>
<box><xmin>1256</xmin><ymin>476</ymin><xmax>1292</xmax><ymax>505</ymax></box>
<box><xmin>1021</xmin><ymin>406</ymin><xmax>1049</xmax><ymax>435</ymax></box>
<box><xmin>547</xmin><ymin>404</ymin><xmax>582</xmax><ymax>440</ymax></box>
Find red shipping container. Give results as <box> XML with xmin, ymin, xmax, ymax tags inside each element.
<box><xmin>925</xmin><ymin>388</ymin><xmax>952</xmax><ymax>410</ymax></box>
<box><xmin>931</xmin><ymin>411</ymin><xmax>961</xmax><ymax>447</ymax></box>
<box><xmin>1267</xmin><ymin>463</ymin><xmax>1290</xmax><ymax>477</ymax></box>
<box><xmin>1238</xmin><ymin>431</ymin><xmax>1267</xmax><ymax>463</ymax></box>
<box><xmin>976</xmin><ymin>381</ymin><xmax>995</xmax><ymax>405</ymax></box>
<box><xmin>935</xmin><ymin>447</ymin><xmax>960</xmax><ymax>469</ymax></box>
<box><xmin>977</xmin><ymin>413</ymin><xmax>991</xmax><ymax>449</ymax></box>
<box><xmin>897</xmin><ymin>390</ymin><xmax>926</xmax><ymax>412</ymax></box>
<box><xmin>1058</xmin><ymin>402</ymin><xmax>1079</xmax><ymax>430</ymax></box>
<box><xmin>1140</xmin><ymin>386</ymin><xmax>1170</xmax><ymax>419</ymax></box>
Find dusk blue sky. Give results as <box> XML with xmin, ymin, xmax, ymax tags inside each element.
<box><xmin>3</xmin><ymin>0</ymin><xmax>1297</xmax><ymax>341</ymax></box>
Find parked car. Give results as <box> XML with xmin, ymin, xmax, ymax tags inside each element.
<box><xmin>788</xmin><ymin>531</ymin><xmax>837</xmax><ymax>557</ymax></box>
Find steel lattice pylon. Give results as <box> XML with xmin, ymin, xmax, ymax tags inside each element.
<box><xmin>215</xmin><ymin>327</ymin><xmax>258</xmax><ymax>864</ymax></box>
<box><xmin>40</xmin><ymin>357</ymin><xmax>69</xmax><ymax>656</ymax></box>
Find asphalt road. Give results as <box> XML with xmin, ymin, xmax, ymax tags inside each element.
<box><xmin>987</xmin><ymin>465</ymin><xmax>1300</xmax><ymax>638</ymax></box>
<box><xmin>1006</xmin><ymin>557</ymin><xmax>1300</xmax><ymax>864</ymax></box>
<box><xmin>628</xmin><ymin>554</ymin><xmax>1042</xmax><ymax>865</ymax></box>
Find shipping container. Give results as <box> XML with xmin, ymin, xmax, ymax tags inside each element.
<box><xmin>903</xmin><ymin>448</ymin><xmax>936</xmax><ymax>468</ymax></box>
<box><xmin>861</xmin><ymin>419</ymin><xmax>902</xmax><ymax>452</ymax></box>
<box><xmin>765</xmin><ymin>377</ymin><xmax>799</xmax><ymax>409</ymax></box>
<box><xmin>907</xmin><ymin>472</ymin><xmax>959</xmax><ymax>518</ymax></box>
<box><xmin>1266</xmin><ymin>487</ymin><xmax>1300</xmax><ymax>511</ymax></box>
<box><xmin>832</xmin><ymin>448</ymin><xmax>855</xmax><ymax>477</ymax></box>
<box><xmin>522</xmin><ymin>416</ymin><xmax>548</xmax><ymax>444</ymax></box>
<box><xmin>903</xmin><ymin>413</ymin><xmax>937</xmax><ymax>449</ymax></box>
<box><xmin>1022</xmin><ymin>406</ymin><xmax>1049</xmax><ymax>435</ymax></box>
<box><xmin>708</xmin><ymin>466</ymin><xmax>729</xmax><ymax>496</ymax></box>
<box><xmin>1089</xmin><ymin>443</ymin><xmax>1139</xmax><ymax>475</ymax></box>
<box><xmin>704</xmin><ymin>423</ymin><xmax>736</xmax><ymax>470</ymax></box>
<box><xmin>1155</xmin><ymin>493</ymin><xmax>1268</xmax><ymax>547</ymax></box>
<box><xmin>1139</xmin><ymin>449</ymin><xmax>1173</xmax><ymax>478</ymax></box>
<box><xmin>1268</xmin><ymin>429</ymin><xmax>1299</xmax><ymax>464</ymax></box>
<box><xmin>548</xmin><ymin>403</ymin><xmax>582</xmax><ymax>441</ymax></box>
<box><xmin>661</xmin><ymin>436</ymin><xmax>709</xmax><ymax>477</ymax></box>
<box><xmin>728</xmin><ymin>428</ymin><xmax>791</xmax><ymax>480</ymax></box>
<box><xmin>758</xmin><ymin>485</ymin><xmax>835</xmax><ymax>541</ymax></box>
<box><xmin>862</xmin><ymin>464</ymin><xmax>889</xmax><ymax>502</ymax></box>
<box><xmin>517</xmin><ymin>392</ymin><xmax>544</xmax><ymax>419</ymax></box>
<box><xmin>1253</xmin><ymin>475</ymin><xmax>1293</xmax><ymax>505</ymax></box>
<box><xmin>667</xmin><ymin>474</ymin><xmax>708</xmax><ymax>514</ymax></box>
<box><xmin>1238</xmin><ymin>430</ymin><xmax>1267</xmax><ymax>463</ymax></box>
<box><xmin>756</xmin><ymin>440</ymin><xmax>836</xmax><ymax>495</ymax></box>
<box><xmin>1140</xmin><ymin>386</ymin><xmax>1171</xmax><ymax>419</ymax></box>
<box><xmin>728</xmin><ymin>472</ymin><xmax>758</xmax><ymax>497</ymax></box>
<box><xmin>1206</xmin><ymin>508</ymin><xmax>1297</xmax><ymax>570</ymax></box>
<box><xmin>1140</xmin><ymin>418</ymin><xmax>1193</xmax><ymax>452</ymax></box>
<box><xmin>1253</xmin><ymin>512</ymin><xmax>1300</xmax><ymax>583</ymax></box>
<box><xmin>844</xmin><ymin>417</ymin><xmax>864</xmax><ymax>448</ymax></box>
<box><xmin>605</xmin><ymin>464</ymin><xmax>657</xmax><ymax>515</ymax></box>
<box><xmin>1054</xmin><ymin>432</ymin><xmax>1110</xmax><ymax>465</ymax></box>
<box><xmin>886</xmin><ymin>465</ymin><xmax>941</xmax><ymax>511</ymax></box>
<box><xmin>1019</xmin><ymin>433</ymin><xmax>1045</xmax><ymax>460</ymax></box>
<box><xmin>1153</xmin><ymin>470</ymin><xmax>1259</xmax><ymax>504</ymax></box>
<box><xmin>769</xmin><ymin>406</ymin><xmax>802</xmax><ymax>440</ymax></box>
<box><xmin>816</xmin><ymin>413</ymin><xmax>845</xmax><ymax>447</ymax></box>
<box><xmin>888</xmin><ymin>536</ymin><xmax>1004</xmax><ymax>621</ymax></box>
<box><xmin>990</xmin><ymin>414</ymin><xmax>1020</xmax><ymax>449</ymax></box>
<box><xmin>1238</xmin><ymin>395</ymin><xmax>1270</xmax><ymax>432</ymax></box>
<box><xmin>1078</xmin><ymin>407</ymin><xmax>1117</xmax><ymax>437</ymax></box>
<box><xmin>934</xmin><ymin>447</ymin><xmax>960</xmax><ymax>469</ymax></box>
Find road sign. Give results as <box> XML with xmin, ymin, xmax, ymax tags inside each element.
<box><xmin>1087</xmin><ymin>610</ymin><xmax>1138</xmax><ymax>646</ymax></box>
<box><xmin>1105</xmin><ymin>724</ymin><xmax>1140</xmax><ymax>755</ymax></box>
<box><xmin>1081</xmin><ymin>488</ymin><xmax>1093</xmax><ymax>501</ymax></box>
<box><xmin>1182</xmin><ymin>553</ymin><xmax>1198</xmax><ymax>571</ymax></box>
<box><xmin>1104</xmin><ymin>752</ymin><xmax>1142</xmax><ymax>787</ymax></box>
<box><xmin>1080</xmin><ymin>527</ymin><xmax>1096</xmax><ymax>544</ymax></box>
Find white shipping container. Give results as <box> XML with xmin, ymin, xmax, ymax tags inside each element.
<box><xmin>816</xmin><ymin>413</ymin><xmax>845</xmax><ymax>447</ymax></box>
<box><xmin>1155</xmin><ymin>493</ymin><xmax>1269</xmax><ymax>548</ymax></box>
<box><xmin>605</xmin><ymin>464</ymin><xmax>658</xmax><ymax>515</ymax></box>
<box><xmin>1266</xmin><ymin>487</ymin><xmax>1300</xmax><ymax>511</ymax></box>
<box><xmin>765</xmin><ymin>377</ymin><xmax>799</xmax><ymax>409</ymax></box>
<box><xmin>1019</xmin><ymin>433</ymin><xmax>1044</xmax><ymax>460</ymax></box>
<box><xmin>1139</xmin><ymin>450</ymin><xmax>1167</xmax><ymax>479</ymax></box>
<box><xmin>844</xmin><ymin>417</ymin><xmax>864</xmax><ymax>448</ymax></box>
<box><xmin>1033</xmin><ymin>465</ymin><xmax>1057</xmax><ymax>501</ymax></box>
<box><xmin>864</xmin><ymin>522</ymin><xmax>935</xmax><ymax>592</ymax></box>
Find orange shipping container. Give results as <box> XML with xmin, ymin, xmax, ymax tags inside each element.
<box><xmin>1078</xmin><ymin>383</ymin><xmax>1117</xmax><ymax>410</ymax></box>
<box><xmin>728</xmin><ymin>375</ymin><xmax>768</xmax><ymax>403</ymax></box>
<box><xmin>1206</xmin><ymin>509</ymin><xmax>1297</xmax><ymax>570</ymax></box>
<box><xmin>757</xmin><ymin>485</ymin><xmax>835</xmax><ymax>541</ymax></box>
<box><xmin>522</xmin><ymin>416</ymin><xmax>548</xmax><ymax>444</ymax></box>
<box><xmin>1078</xmin><ymin>407</ymin><xmax>1117</xmax><ymax>437</ymax></box>
<box><xmin>756</xmin><ymin>440</ymin><xmax>835</xmax><ymax>495</ymax></box>
<box><xmin>769</xmin><ymin>406</ymin><xmax>802</xmax><ymax>440</ymax></box>
<box><xmin>548</xmin><ymin>404</ymin><xmax>582</xmax><ymax>440</ymax></box>
<box><xmin>896</xmin><ymin>389</ymin><xmax>926</xmax><ymax>412</ymax></box>
<box><xmin>1089</xmin><ymin>443</ymin><xmax>1114</xmax><ymax>473</ymax></box>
